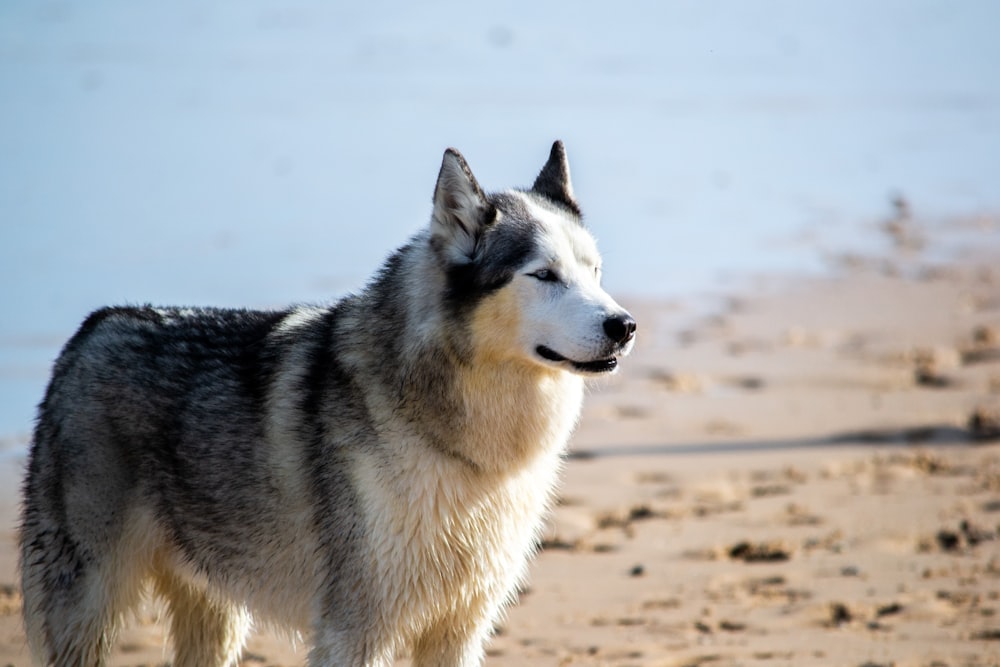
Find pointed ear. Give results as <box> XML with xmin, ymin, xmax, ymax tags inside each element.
<box><xmin>531</xmin><ymin>140</ymin><xmax>580</xmax><ymax>215</ymax></box>
<box><xmin>431</xmin><ymin>148</ymin><xmax>495</xmax><ymax>264</ymax></box>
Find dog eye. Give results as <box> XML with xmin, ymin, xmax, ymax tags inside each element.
<box><xmin>531</xmin><ymin>269</ymin><xmax>560</xmax><ymax>283</ymax></box>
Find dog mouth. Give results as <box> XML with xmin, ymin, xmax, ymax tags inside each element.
<box><xmin>536</xmin><ymin>345</ymin><xmax>618</xmax><ymax>374</ymax></box>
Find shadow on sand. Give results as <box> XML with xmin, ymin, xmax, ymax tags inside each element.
<box><xmin>568</xmin><ymin>424</ymin><xmax>991</xmax><ymax>460</ymax></box>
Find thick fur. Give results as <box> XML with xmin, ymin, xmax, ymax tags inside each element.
<box><xmin>19</xmin><ymin>142</ymin><xmax>635</xmax><ymax>666</ymax></box>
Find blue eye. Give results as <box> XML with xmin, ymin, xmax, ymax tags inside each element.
<box><xmin>531</xmin><ymin>269</ymin><xmax>559</xmax><ymax>282</ymax></box>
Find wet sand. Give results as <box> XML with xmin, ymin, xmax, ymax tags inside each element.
<box><xmin>0</xmin><ymin>214</ymin><xmax>998</xmax><ymax>666</ymax></box>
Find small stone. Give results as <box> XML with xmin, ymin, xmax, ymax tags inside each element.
<box><xmin>876</xmin><ymin>602</ymin><xmax>903</xmax><ymax>617</ymax></box>
<box><xmin>969</xmin><ymin>404</ymin><xmax>1000</xmax><ymax>440</ymax></box>
<box><xmin>912</xmin><ymin>346</ymin><xmax>960</xmax><ymax>387</ymax></box>
<box><xmin>728</xmin><ymin>541</ymin><xmax>791</xmax><ymax>563</ymax></box>
<box><xmin>829</xmin><ymin>602</ymin><xmax>853</xmax><ymax>626</ymax></box>
<box><xmin>936</xmin><ymin>530</ymin><xmax>961</xmax><ymax>551</ymax></box>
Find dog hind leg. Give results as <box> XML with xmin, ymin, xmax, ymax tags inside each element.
<box><xmin>20</xmin><ymin>520</ymin><xmax>139</xmax><ymax>666</ymax></box>
<box><xmin>153</xmin><ymin>571</ymin><xmax>250</xmax><ymax>667</ymax></box>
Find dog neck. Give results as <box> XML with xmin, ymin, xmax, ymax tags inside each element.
<box><xmin>452</xmin><ymin>360</ymin><xmax>584</xmax><ymax>474</ymax></box>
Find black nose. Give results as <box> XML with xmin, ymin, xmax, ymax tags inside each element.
<box><xmin>603</xmin><ymin>314</ymin><xmax>636</xmax><ymax>345</ymax></box>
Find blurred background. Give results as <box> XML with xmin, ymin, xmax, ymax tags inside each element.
<box><xmin>1</xmin><ymin>0</ymin><xmax>998</xmax><ymax>440</ymax></box>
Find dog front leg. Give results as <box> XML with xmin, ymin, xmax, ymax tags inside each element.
<box><xmin>308</xmin><ymin>626</ymin><xmax>393</xmax><ymax>667</ymax></box>
<box><xmin>410</xmin><ymin>619</ymin><xmax>490</xmax><ymax>667</ymax></box>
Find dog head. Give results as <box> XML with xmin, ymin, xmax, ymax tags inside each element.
<box><xmin>429</xmin><ymin>142</ymin><xmax>635</xmax><ymax>375</ymax></box>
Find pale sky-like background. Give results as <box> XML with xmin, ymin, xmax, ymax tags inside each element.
<box><xmin>2</xmin><ymin>0</ymin><xmax>999</xmax><ymax>438</ymax></box>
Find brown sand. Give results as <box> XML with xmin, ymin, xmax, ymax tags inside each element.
<box><xmin>1</xmin><ymin>215</ymin><xmax>998</xmax><ymax>666</ymax></box>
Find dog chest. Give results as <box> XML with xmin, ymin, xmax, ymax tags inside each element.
<box><xmin>352</xmin><ymin>442</ymin><xmax>562</xmax><ymax>632</ymax></box>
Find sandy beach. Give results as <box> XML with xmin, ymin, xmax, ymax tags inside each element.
<box><xmin>0</xmin><ymin>215</ymin><xmax>998</xmax><ymax>666</ymax></box>
<box><xmin>2</xmin><ymin>2</ymin><xmax>998</xmax><ymax>665</ymax></box>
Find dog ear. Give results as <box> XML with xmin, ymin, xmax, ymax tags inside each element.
<box><xmin>431</xmin><ymin>148</ymin><xmax>495</xmax><ymax>264</ymax></box>
<box><xmin>531</xmin><ymin>140</ymin><xmax>580</xmax><ymax>215</ymax></box>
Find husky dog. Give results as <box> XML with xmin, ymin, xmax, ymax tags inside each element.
<box><xmin>20</xmin><ymin>142</ymin><xmax>636</xmax><ymax>666</ymax></box>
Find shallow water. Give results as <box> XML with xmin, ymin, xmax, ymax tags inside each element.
<box><xmin>1</xmin><ymin>0</ymin><xmax>998</xmax><ymax>438</ymax></box>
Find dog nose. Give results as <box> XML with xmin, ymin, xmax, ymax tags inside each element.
<box><xmin>603</xmin><ymin>314</ymin><xmax>636</xmax><ymax>345</ymax></box>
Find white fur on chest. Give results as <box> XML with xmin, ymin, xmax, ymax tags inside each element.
<box><xmin>351</xmin><ymin>379</ymin><xmax>580</xmax><ymax>651</ymax></box>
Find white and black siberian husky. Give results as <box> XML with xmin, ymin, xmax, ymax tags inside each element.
<box><xmin>20</xmin><ymin>141</ymin><xmax>636</xmax><ymax>666</ymax></box>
